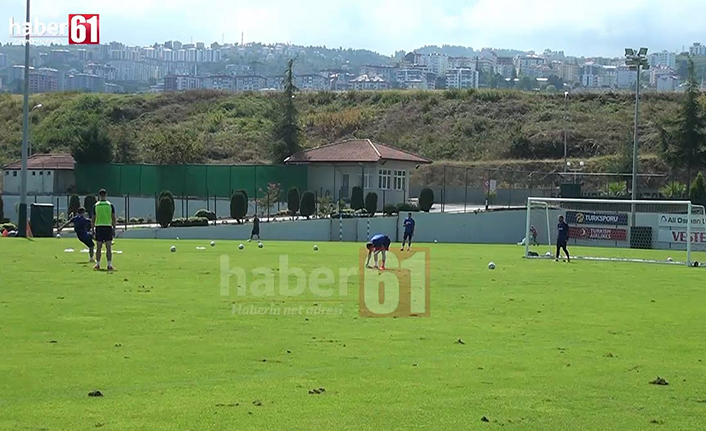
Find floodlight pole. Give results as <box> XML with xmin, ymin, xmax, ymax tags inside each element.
<box><xmin>17</xmin><ymin>0</ymin><xmax>31</xmax><ymax>238</ymax></box>
<box><xmin>630</xmin><ymin>65</ymin><xmax>641</xmax><ymax>227</ymax></box>
<box><xmin>563</xmin><ymin>92</ymin><xmax>568</xmax><ymax>172</ymax></box>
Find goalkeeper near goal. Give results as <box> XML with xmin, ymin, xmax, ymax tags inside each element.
<box><xmin>556</xmin><ymin>215</ymin><xmax>571</xmax><ymax>262</ymax></box>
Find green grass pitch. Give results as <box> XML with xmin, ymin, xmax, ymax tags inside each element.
<box><xmin>2</xmin><ymin>238</ymin><xmax>706</xmax><ymax>430</ymax></box>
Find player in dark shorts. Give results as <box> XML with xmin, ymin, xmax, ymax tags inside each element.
<box><xmin>556</xmin><ymin>215</ymin><xmax>570</xmax><ymax>262</ymax></box>
<box><xmin>57</xmin><ymin>207</ymin><xmax>94</xmax><ymax>261</ymax></box>
<box><xmin>92</xmin><ymin>189</ymin><xmax>117</xmax><ymax>271</ymax></box>
<box><xmin>401</xmin><ymin>213</ymin><xmax>415</xmax><ymax>251</ymax></box>
<box><xmin>249</xmin><ymin>215</ymin><xmax>260</xmax><ymax>241</ymax></box>
<box><xmin>365</xmin><ymin>234</ymin><xmax>391</xmax><ymax>270</ymax></box>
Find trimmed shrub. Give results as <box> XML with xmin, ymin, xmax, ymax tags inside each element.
<box><xmin>157</xmin><ymin>190</ymin><xmax>175</xmax><ymax>222</ymax></box>
<box><xmin>83</xmin><ymin>194</ymin><xmax>97</xmax><ymax>217</ymax></box>
<box><xmin>157</xmin><ymin>196</ymin><xmax>174</xmax><ymax>227</ymax></box>
<box><xmin>383</xmin><ymin>203</ymin><xmax>398</xmax><ymax>216</ymax></box>
<box><xmin>419</xmin><ymin>188</ymin><xmax>434</xmax><ymax>212</ymax></box>
<box><xmin>365</xmin><ymin>192</ymin><xmax>378</xmax><ymax>216</ymax></box>
<box><xmin>170</xmin><ymin>217</ymin><xmax>209</xmax><ymax>227</ymax></box>
<box><xmin>331</xmin><ymin>208</ymin><xmax>368</xmax><ymax>219</ymax></box>
<box><xmin>230</xmin><ymin>191</ymin><xmax>247</xmax><ymax>223</ymax></box>
<box><xmin>351</xmin><ymin>186</ymin><xmax>364</xmax><ymax>210</ymax></box>
<box><xmin>300</xmin><ymin>191</ymin><xmax>316</xmax><ymax>219</ymax></box>
<box><xmin>68</xmin><ymin>194</ymin><xmax>81</xmax><ymax>216</ymax></box>
<box><xmin>287</xmin><ymin>187</ymin><xmax>300</xmax><ymax>216</ymax></box>
<box><xmin>194</xmin><ymin>209</ymin><xmax>217</xmax><ymax>221</ymax></box>
<box><xmin>397</xmin><ymin>202</ymin><xmax>420</xmax><ymax>212</ymax></box>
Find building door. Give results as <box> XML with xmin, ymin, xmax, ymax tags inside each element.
<box><xmin>341</xmin><ymin>174</ymin><xmax>350</xmax><ymax>199</ymax></box>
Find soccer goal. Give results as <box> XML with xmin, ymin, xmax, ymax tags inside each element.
<box><xmin>524</xmin><ymin>197</ymin><xmax>706</xmax><ymax>266</ymax></box>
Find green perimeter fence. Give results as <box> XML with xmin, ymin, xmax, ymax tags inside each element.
<box><xmin>74</xmin><ymin>164</ymin><xmax>308</xmax><ymax>199</ymax></box>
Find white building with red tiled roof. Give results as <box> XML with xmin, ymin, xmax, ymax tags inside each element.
<box><xmin>3</xmin><ymin>154</ymin><xmax>75</xmax><ymax>195</ymax></box>
<box><xmin>284</xmin><ymin>139</ymin><xmax>432</xmax><ymax>209</ymax></box>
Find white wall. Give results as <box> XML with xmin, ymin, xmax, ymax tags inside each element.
<box><xmin>2</xmin><ymin>169</ymin><xmax>57</xmax><ymax>194</ymax></box>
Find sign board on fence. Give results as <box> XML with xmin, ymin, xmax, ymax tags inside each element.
<box><xmin>657</xmin><ymin>214</ymin><xmax>706</xmax><ymax>229</ymax></box>
<box><xmin>657</xmin><ymin>229</ymin><xmax>706</xmax><ymax>244</ymax></box>
<box><xmin>483</xmin><ymin>180</ymin><xmax>497</xmax><ymax>192</ymax></box>
<box><xmin>569</xmin><ymin>226</ymin><xmax>628</xmax><ymax>241</ymax></box>
<box><xmin>565</xmin><ymin>211</ymin><xmax>628</xmax><ymax>226</ymax></box>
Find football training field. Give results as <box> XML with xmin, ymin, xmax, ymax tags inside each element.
<box><xmin>2</xmin><ymin>238</ymin><xmax>705</xmax><ymax>430</ymax></box>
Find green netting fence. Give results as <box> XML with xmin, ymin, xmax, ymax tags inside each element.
<box><xmin>75</xmin><ymin>164</ymin><xmax>308</xmax><ymax>198</ymax></box>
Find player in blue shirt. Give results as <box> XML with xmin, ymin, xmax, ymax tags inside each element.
<box><xmin>366</xmin><ymin>233</ymin><xmax>391</xmax><ymax>270</ymax></box>
<box><xmin>57</xmin><ymin>207</ymin><xmax>95</xmax><ymax>262</ymax></box>
<box><xmin>401</xmin><ymin>213</ymin><xmax>415</xmax><ymax>251</ymax></box>
<box><xmin>555</xmin><ymin>215</ymin><xmax>570</xmax><ymax>262</ymax></box>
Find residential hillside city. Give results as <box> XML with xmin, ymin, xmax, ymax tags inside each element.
<box><xmin>0</xmin><ymin>39</ymin><xmax>704</xmax><ymax>95</ymax></box>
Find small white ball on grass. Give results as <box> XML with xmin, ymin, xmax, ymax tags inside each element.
<box><xmin>667</xmin><ymin>257</ymin><xmax>673</xmax><ymax>262</ymax></box>
<box><xmin>434</xmin><ymin>239</ymin><xmax>438</xmax><ymax>244</ymax></box>
<box><xmin>488</xmin><ymin>262</ymin><xmax>496</xmax><ymax>270</ymax></box>
<box><xmin>210</xmin><ymin>241</ymin><xmax>215</xmax><ymax>247</ymax></box>
<box><xmin>313</xmin><ymin>245</ymin><xmax>319</xmax><ymax>251</ymax></box>
<box><xmin>56</xmin><ymin>233</ymin><xmax>61</xmax><ymax>239</ymax></box>
<box><xmin>170</xmin><ymin>246</ymin><xmax>176</xmax><ymax>252</ymax></box>
<box><xmin>545</xmin><ymin>252</ymin><xmax>552</xmax><ymax>257</ymax></box>
<box><xmin>238</xmin><ymin>244</ymin><xmax>244</xmax><ymax>250</ymax></box>
<box><xmin>176</xmin><ymin>237</ymin><xmax>180</xmax><ymax>240</ymax></box>
<box><xmin>258</xmin><ymin>242</ymin><xmax>264</xmax><ymax>249</ymax></box>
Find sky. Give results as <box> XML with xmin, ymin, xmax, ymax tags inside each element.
<box><xmin>1</xmin><ymin>0</ymin><xmax>704</xmax><ymax>57</ymax></box>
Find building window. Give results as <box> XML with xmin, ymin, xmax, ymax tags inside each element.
<box><xmin>358</xmin><ymin>168</ymin><xmax>373</xmax><ymax>189</ymax></box>
<box><xmin>13</xmin><ymin>171</ymin><xmax>17</xmax><ymax>177</ymax></box>
<box><xmin>378</xmin><ymin>169</ymin><xmax>392</xmax><ymax>190</ymax></box>
<box><xmin>32</xmin><ymin>171</ymin><xmax>36</xmax><ymax>176</ymax></box>
<box><xmin>394</xmin><ymin>170</ymin><xmax>407</xmax><ymax>190</ymax></box>
<box><xmin>39</xmin><ymin>171</ymin><xmax>43</xmax><ymax>176</ymax></box>
<box><xmin>47</xmin><ymin>171</ymin><xmax>51</xmax><ymax>176</ymax></box>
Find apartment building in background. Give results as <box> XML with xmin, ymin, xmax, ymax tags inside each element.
<box><xmin>445</xmin><ymin>68</ymin><xmax>479</xmax><ymax>89</ymax></box>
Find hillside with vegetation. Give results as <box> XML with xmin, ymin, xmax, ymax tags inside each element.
<box><xmin>0</xmin><ymin>89</ymin><xmax>699</xmax><ymax>174</ymax></box>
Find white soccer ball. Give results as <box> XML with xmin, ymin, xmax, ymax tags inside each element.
<box><xmin>210</xmin><ymin>241</ymin><xmax>215</xmax><ymax>247</ymax></box>
<box><xmin>238</xmin><ymin>244</ymin><xmax>244</xmax><ymax>250</ymax></box>
<box><xmin>56</xmin><ymin>233</ymin><xmax>61</xmax><ymax>239</ymax></box>
<box><xmin>247</xmin><ymin>239</ymin><xmax>251</xmax><ymax>242</ymax></box>
<box><xmin>170</xmin><ymin>246</ymin><xmax>176</xmax><ymax>252</ymax></box>
<box><xmin>488</xmin><ymin>262</ymin><xmax>496</xmax><ymax>270</ymax></box>
<box><xmin>176</xmin><ymin>237</ymin><xmax>180</xmax><ymax>240</ymax></box>
<box><xmin>258</xmin><ymin>242</ymin><xmax>263</xmax><ymax>248</ymax></box>
<box><xmin>545</xmin><ymin>252</ymin><xmax>552</xmax><ymax>257</ymax></box>
<box><xmin>667</xmin><ymin>257</ymin><xmax>673</xmax><ymax>262</ymax></box>
<box><xmin>434</xmin><ymin>239</ymin><xmax>438</xmax><ymax>244</ymax></box>
<box><xmin>313</xmin><ymin>245</ymin><xmax>319</xmax><ymax>251</ymax></box>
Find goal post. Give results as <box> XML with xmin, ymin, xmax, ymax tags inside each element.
<box><xmin>524</xmin><ymin>197</ymin><xmax>706</xmax><ymax>266</ymax></box>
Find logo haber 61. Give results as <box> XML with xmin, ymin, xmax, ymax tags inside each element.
<box><xmin>9</xmin><ymin>14</ymin><xmax>99</xmax><ymax>44</ymax></box>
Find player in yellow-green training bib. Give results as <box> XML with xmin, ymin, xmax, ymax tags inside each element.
<box><xmin>92</xmin><ymin>189</ymin><xmax>117</xmax><ymax>271</ymax></box>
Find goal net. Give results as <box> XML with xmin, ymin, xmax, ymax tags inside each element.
<box><xmin>524</xmin><ymin>197</ymin><xmax>706</xmax><ymax>266</ymax></box>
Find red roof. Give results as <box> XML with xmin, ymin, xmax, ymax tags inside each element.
<box><xmin>4</xmin><ymin>154</ymin><xmax>75</xmax><ymax>170</ymax></box>
<box><xmin>284</xmin><ymin>139</ymin><xmax>432</xmax><ymax>164</ymax></box>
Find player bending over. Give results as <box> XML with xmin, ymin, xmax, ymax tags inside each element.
<box><xmin>92</xmin><ymin>189</ymin><xmax>117</xmax><ymax>271</ymax></box>
<box><xmin>57</xmin><ymin>207</ymin><xmax>94</xmax><ymax>261</ymax></box>
<box><xmin>401</xmin><ymin>213</ymin><xmax>415</xmax><ymax>251</ymax></box>
<box><xmin>556</xmin><ymin>215</ymin><xmax>570</xmax><ymax>262</ymax></box>
<box><xmin>366</xmin><ymin>234</ymin><xmax>391</xmax><ymax>270</ymax></box>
